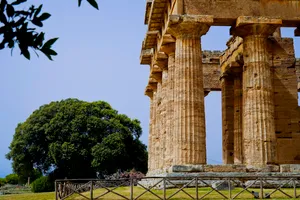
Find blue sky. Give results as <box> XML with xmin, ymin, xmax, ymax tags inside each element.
<box><xmin>0</xmin><ymin>0</ymin><xmax>299</xmax><ymax>178</ymax></box>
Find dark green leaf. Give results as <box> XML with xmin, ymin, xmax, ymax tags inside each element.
<box><xmin>0</xmin><ymin>26</ymin><xmax>4</xmax><ymax>34</ymax></box>
<box><xmin>11</xmin><ymin>0</ymin><xmax>27</xmax><ymax>6</ymax></box>
<box><xmin>0</xmin><ymin>42</ymin><xmax>5</xmax><ymax>50</ymax></box>
<box><xmin>43</xmin><ymin>38</ymin><xmax>58</xmax><ymax>49</ymax></box>
<box><xmin>78</xmin><ymin>0</ymin><xmax>82</xmax><ymax>7</ymax></box>
<box><xmin>6</xmin><ymin>4</ymin><xmax>14</xmax><ymax>17</ymax></box>
<box><xmin>86</xmin><ymin>0</ymin><xmax>98</xmax><ymax>10</ymax></box>
<box><xmin>38</xmin><ymin>13</ymin><xmax>51</xmax><ymax>21</ymax></box>
<box><xmin>34</xmin><ymin>4</ymin><xmax>43</xmax><ymax>18</ymax></box>
<box><xmin>8</xmin><ymin>40</ymin><xmax>14</xmax><ymax>48</ymax></box>
<box><xmin>14</xmin><ymin>17</ymin><xmax>26</xmax><ymax>27</ymax></box>
<box><xmin>41</xmin><ymin>47</ymin><xmax>57</xmax><ymax>56</ymax></box>
<box><xmin>20</xmin><ymin>22</ymin><xmax>28</xmax><ymax>31</ymax></box>
<box><xmin>40</xmin><ymin>49</ymin><xmax>52</xmax><ymax>60</ymax></box>
<box><xmin>48</xmin><ymin>49</ymin><xmax>57</xmax><ymax>56</ymax></box>
<box><xmin>34</xmin><ymin>32</ymin><xmax>44</xmax><ymax>47</ymax></box>
<box><xmin>0</xmin><ymin>13</ymin><xmax>7</xmax><ymax>24</ymax></box>
<box><xmin>31</xmin><ymin>19</ymin><xmax>43</xmax><ymax>27</ymax></box>
<box><xmin>21</xmin><ymin>49</ymin><xmax>30</xmax><ymax>60</ymax></box>
<box><xmin>0</xmin><ymin>0</ymin><xmax>7</xmax><ymax>12</ymax></box>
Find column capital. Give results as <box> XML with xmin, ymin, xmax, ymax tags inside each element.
<box><xmin>150</xmin><ymin>71</ymin><xmax>162</xmax><ymax>83</ymax></box>
<box><xmin>148</xmin><ymin>82</ymin><xmax>158</xmax><ymax>92</ymax></box>
<box><xmin>153</xmin><ymin>52</ymin><xmax>168</xmax><ymax>70</ymax></box>
<box><xmin>161</xmin><ymin>43</ymin><xmax>175</xmax><ymax>56</ymax></box>
<box><xmin>167</xmin><ymin>15</ymin><xmax>213</xmax><ymax>38</ymax></box>
<box><xmin>145</xmin><ymin>90</ymin><xmax>153</xmax><ymax>99</ymax></box>
<box><xmin>231</xmin><ymin>16</ymin><xmax>282</xmax><ymax>38</ymax></box>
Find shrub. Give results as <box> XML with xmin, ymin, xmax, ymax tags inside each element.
<box><xmin>5</xmin><ymin>174</ymin><xmax>19</xmax><ymax>184</ymax></box>
<box><xmin>31</xmin><ymin>176</ymin><xmax>54</xmax><ymax>193</ymax></box>
<box><xmin>0</xmin><ymin>178</ymin><xmax>6</xmax><ymax>186</ymax></box>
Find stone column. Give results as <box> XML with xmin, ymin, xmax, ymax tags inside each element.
<box><xmin>150</xmin><ymin>89</ymin><xmax>158</xmax><ymax>172</ymax></box>
<box><xmin>155</xmin><ymin>81</ymin><xmax>162</xmax><ymax>170</ymax></box>
<box><xmin>221</xmin><ymin>74</ymin><xmax>234</xmax><ymax>164</ymax></box>
<box><xmin>161</xmin><ymin>43</ymin><xmax>176</xmax><ymax>168</ymax></box>
<box><xmin>147</xmin><ymin>93</ymin><xmax>154</xmax><ymax>172</ymax></box>
<box><xmin>154</xmin><ymin>58</ymin><xmax>167</xmax><ymax>170</ymax></box>
<box><xmin>168</xmin><ymin>15</ymin><xmax>213</xmax><ymax>165</ymax></box>
<box><xmin>233</xmin><ymin>72</ymin><xmax>243</xmax><ymax>164</ymax></box>
<box><xmin>159</xmin><ymin>67</ymin><xmax>168</xmax><ymax>169</ymax></box>
<box><xmin>232</xmin><ymin>16</ymin><xmax>282</xmax><ymax>166</ymax></box>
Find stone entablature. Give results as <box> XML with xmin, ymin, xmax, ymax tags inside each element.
<box><xmin>140</xmin><ymin>0</ymin><xmax>300</xmax><ymax>174</ymax></box>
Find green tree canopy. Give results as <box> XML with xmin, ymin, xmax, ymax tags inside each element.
<box><xmin>0</xmin><ymin>0</ymin><xmax>98</xmax><ymax>60</ymax></box>
<box><xmin>6</xmin><ymin>99</ymin><xmax>147</xmax><ymax>180</ymax></box>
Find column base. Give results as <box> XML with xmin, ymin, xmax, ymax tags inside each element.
<box><xmin>147</xmin><ymin>164</ymin><xmax>300</xmax><ymax>176</ymax></box>
<box><xmin>139</xmin><ymin>164</ymin><xmax>300</xmax><ymax>189</ymax></box>
<box><xmin>140</xmin><ymin>165</ymin><xmax>300</xmax><ymax>189</ymax></box>
<box><xmin>167</xmin><ymin>164</ymin><xmax>280</xmax><ymax>173</ymax></box>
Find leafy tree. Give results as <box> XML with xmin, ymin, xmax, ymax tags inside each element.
<box><xmin>6</xmin><ymin>99</ymin><xmax>148</xmax><ymax>180</ymax></box>
<box><xmin>0</xmin><ymin>0</ymin><xmax>98</xmax><ymax>60</ymax></box>
<box><xmin>0</xmin><ymin>178</ymin><xmax>6</xmax><ymax>187</ymax></box>
<box><xmin>31</xmin><ymin>176</ymin><xmax>53</xmax><ymax>193</ymax></box>
<box><xmin>5</xmin><ymin>174</ymin><xmax>19</xmax><ymax>184</ymax></box>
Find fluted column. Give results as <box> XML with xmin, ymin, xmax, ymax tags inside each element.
<box><xmin>168</xmin><ymin>15</ymin><xmax>213</xmax><ymax>165</ymax></box>
<box><xmin>161</xmin><ymin>43</ymin><xmax>176</xmax><ymax>168</ymax></box>
<box><xmin>147</xmin><ymin>93</ymin><xmax>154</xmax><ymax>172</ymax></box>
<box><xmin>232</xmin><ymin>16</ymin><xmax>282</xmax><ymax>166</ymax></box>
<box><xmin>159</xmin><ymin>68</ymin><xmax>168</xmax><ymax>169</ymax></box>
<box><xmin>154</xmin><ymin>82</ymin><xmax>162</xmax><ymax>169</ymax></box>
<box><xmin>233</xmin><ymin>72</ymin><xmax>243</xmax><ymax>164</ymax></box>
<box><xmin>221</xmin><ymin>75</ymin><xmax>234</xmax><ymax>164</ymax></box>
<box><xmin>150</xmin><ymin>90</ymin><xmax>158</xmax><ymax>172</ymax></box>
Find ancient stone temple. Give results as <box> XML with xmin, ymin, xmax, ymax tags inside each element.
<box><xmin>140</xmin><ymin>0</ymin><xmax>300</xmax><ymax>175</ymax></box>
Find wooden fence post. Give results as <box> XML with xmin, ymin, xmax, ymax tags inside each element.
<box><xmin>90</xmin><ymin>181</ymin><xmax>93</xmax><ymax>200</ymax></box>
<box><xmin>130</xmin><ymin>178</ymin><xmax>134</xmax><ymax>200</ymax></box>
<box><xmin>55</xmin><ymin>181</ymin><xmax>58</xmax><ymax>200</ymax></box>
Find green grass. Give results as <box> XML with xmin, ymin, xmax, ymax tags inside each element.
<box><xmin>0</xmin><ymin>187</ymin><xmax>299</xmax><ymax>199</ymax></box>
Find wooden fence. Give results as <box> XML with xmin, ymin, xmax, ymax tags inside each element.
<box><xmin>55</xmin><ymin>175</ymin><xmax>300</xmax><ymax>200</ymax></box>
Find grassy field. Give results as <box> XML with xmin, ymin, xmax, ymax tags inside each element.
<box><xmin>0</xmin><ymin>187</ymin><xmax>299</xmax><ymax>199</ymax></box>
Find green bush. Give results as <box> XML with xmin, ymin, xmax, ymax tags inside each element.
<box><xmin>0</xmin><ymin>178</ymin><xmax>6</xmax><ymax>186</ymax></box>
<box><xmin>5</xmin><ymin>174</ymin><xmax>19</xmax><ymax>184</ymax></box>
<box><xmin>31</xmin><ymin>176</ymin><xmax>54</xmax><ymax>193</ymax></box>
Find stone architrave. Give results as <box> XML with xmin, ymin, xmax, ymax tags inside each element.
<box><xmin>167</xmin><ymin>15</ymin><xmax>213</xmax><ymax>165</ymax></box>
<box><xmin>161</xmin><ymin>43</ymin><xmax>176</xmax><ymax>169</ymax></box>
<box><xmin>232</xmin><ymin>16</ymin><xmax>282</xmax><ymax>166</ymax></box>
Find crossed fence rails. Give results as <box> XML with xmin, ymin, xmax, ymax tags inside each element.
<box><xmin>55</xmin><ymin>175</ymin><xmax>300</xmax><ymax>200</ymax></box>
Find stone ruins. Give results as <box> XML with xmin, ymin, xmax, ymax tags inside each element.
<box><xmin>140</xmin><ymin>0</ymin><xmax>300</xmax><ymax>175</ymax></box>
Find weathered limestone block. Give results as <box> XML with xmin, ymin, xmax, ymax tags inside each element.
<box><xmin>170</xmin><ymin>165</ymin><xmax>204</xmax><ymax>173</ymax></box>
<box><xmin>246</xmin><ymin>165</ymin><xmax>280</xmax><ymax>173</ymax></box>
<box><xmin>280</xmin><ymin>164</ymin><xmax>300</xmax><ymax>173</ymax></box>
<box><xmin>204</xmin><ymin>165</ymin><xmax>246</xmax><ymax>172</ymax></box>
<box><xmin>212</xmin><ymin>181</ymin><xmax>235</xmax><ymax>190</ymax></box>
<box><xmin>203</xmin><ymin>50</ymin><xmax>222</xmax><ymax>92</ymax></box>
<box><xmin>167</xmin><ymin>15</ymin><xmax>213</xmax><ymax>165</ymax></box>
<box><xmin>232</xmin><ymin>16</ymin><xmax>282</xmax><ymax>166</ymax></box>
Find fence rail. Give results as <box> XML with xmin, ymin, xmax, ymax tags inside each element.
<box><xmin>55</xmin><ymin>175</ymin><xmax>300</xmax><ymax>200</ymax></box>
